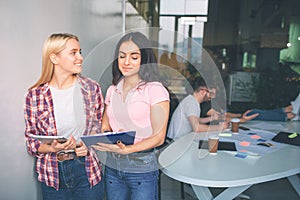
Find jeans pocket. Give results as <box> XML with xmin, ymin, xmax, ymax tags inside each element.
<box><xmin>129</xmin><ymin>154</ymin><xmax>157</xmax><ymax>168</ymax></box>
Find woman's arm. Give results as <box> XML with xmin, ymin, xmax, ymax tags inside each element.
<box><xmin>101</xmin><ymin>109</ymin><xmax>112</xmax><ymax>132</ymax></box>
<box><xmin>126</xmin><ymin>100</ymin><xmax>170</xmax><ymax>151</ymax></box>
<box><xmin>92</xmin><ymin>100</ymin><xmax>169</xmax><ymax>154</ymax></box>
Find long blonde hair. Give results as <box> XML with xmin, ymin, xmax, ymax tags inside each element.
<box><xmin>30</xmin><ymin>33</ymin><xmax>79</xmax><ymax>89</ymax></box>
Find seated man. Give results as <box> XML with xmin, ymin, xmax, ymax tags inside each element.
<box><xmin>167</xmin><ymin>77</ymin><xmax>228</xmax><ymax>141</ymax></box>
<box><xmin>246</xmin><ymin>92</ymin><xmax>300</xmax><ymax>121</ymax></box>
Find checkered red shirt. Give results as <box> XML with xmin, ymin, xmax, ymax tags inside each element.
<box><xmin>24</xmin><ymin>75</ymin><xmax>104</xmax><ymax>190</ymax></box>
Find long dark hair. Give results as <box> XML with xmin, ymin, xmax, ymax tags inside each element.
<box><xmin>111</xmin><ymin>32</ymin><xmax>160</xmax><ymax>85</ymax></box>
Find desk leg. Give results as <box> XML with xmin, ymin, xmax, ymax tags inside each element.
<box><xmin>191</xmin><ymin>185</ymin><xmax>213</xmax><ymax>200</ymax></box>
<box><xmin>191</xmin><ymin>184</ymin><xmax>252</xmax><ymax>200</ymax></box>
<box><xmin>288</xmin><ymin>174</ymin><xmax>300</xmax><ymax>196</ymax></box>
<box><xmin>213</xmin><ymin>185</ymin><xmax>252</xmax><ymax>200</ymax></box>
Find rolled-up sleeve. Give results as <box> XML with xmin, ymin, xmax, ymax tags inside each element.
<box><xmin>24</xmin><ymin>91</ymin><xmax>42</xmax><ymax>157</ymax></box>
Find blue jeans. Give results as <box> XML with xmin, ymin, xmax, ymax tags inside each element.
<box><xmin>41</xmin><ymin>156</ymin><xmax>104</xmax><ymax>200</ymax></box>
<box><xmin>105</xmin><ymin>152</ymin><xmax>159</xmax><ymax>200</ymax></box>
<box><xmin>105</xmin><ymin>167</ymin><xmax>159</xmax><ymax>200</ymax></box>
<box><xmin>247</xmin><ymin>108</ymin><xmax>287</xmax><ymax>121</ymax></box>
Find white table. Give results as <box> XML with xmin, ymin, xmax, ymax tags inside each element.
<box><xmin>159</xmin><ymin>121</ymin><xmax>300</xmax><ymax>200</ymax></box>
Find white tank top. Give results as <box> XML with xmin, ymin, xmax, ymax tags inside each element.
<box><xmin>49</xmin><ymin>81</ymin><xmax>85</xmax><ymax>141</ymax></box>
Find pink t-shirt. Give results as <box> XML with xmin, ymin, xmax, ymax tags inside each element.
<box><xmin>105</xmin><ymin>79</ymin><xmax>169</xmax><ymax>143</ymax></box>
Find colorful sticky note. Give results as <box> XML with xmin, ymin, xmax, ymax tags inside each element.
<box><xmin>257</xmin><ymin>138</ymin><xmax>267</xmax><ymax>142</ymax></box>
<box><xmin>288</xmin><ymin>133</ymin><xmax>298</xmax><ymax>139</ymax></box>
<box><xmin>239</xmin><ymin>141</ymin><xmax>250</xmax><ymax>146</ymax></box>
<box><xmin>251</xmin><ymin>135</ymin><xmax>261</xmax><ymax>139</ymax></box>
<box><xmin>219</xmin><ymin>133</ymin><xmax>232</xmax><ymax>137</ymax></box>
<box><xmin>235</xmin><ymin>152</ymin><xmax>247</xmax><ymax>158</ymax></box>
<box><xmin>239</xmin><ymin>150</ymin><xmax>260</xmax><ymax>156</ymax></box>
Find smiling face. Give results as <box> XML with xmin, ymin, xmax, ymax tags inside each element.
<box><xmin>52</xmin><ymin>38</ymin><xmax>83</xmax><ymax>76</ymax></box>
<box><xmin>118</xmin><ymin>40</ymin><xmax>141</xmax><ymax>78</ymax></box>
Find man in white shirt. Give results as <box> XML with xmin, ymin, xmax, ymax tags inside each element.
<box><xmin>167</xmin><ymin>77</ymin><xmax>228</xmax><ymax>140</ymax></box>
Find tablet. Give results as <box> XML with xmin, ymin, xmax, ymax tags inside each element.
<box><xmin>28</xmin><ymin>134</ymin><xmax>67</xmax><ymax>144</ymax></box>
<box><xmin>272</xmin><ymin>131</ymin><xmax>300</xmax><ymax>146</ymax></box>
<box><xmin>198</xmin><ymin>140</ymin><xmax>237</xmax><ymax>151</ymax></box>
<box><xmin>81</xmin><ymin>131</ymin><xmax>136</xmax><ymax>147</ymax></box>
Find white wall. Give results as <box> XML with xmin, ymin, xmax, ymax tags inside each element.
<box><xmin>0</xmin><ymin>0</ymin><xmax>147</xmax><ymax>199</ymax></box>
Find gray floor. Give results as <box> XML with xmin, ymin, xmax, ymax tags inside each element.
<box><xmin>160</xmin><ymin>173</ymin><xmax>300</xmax><ymax>200</ymax></box>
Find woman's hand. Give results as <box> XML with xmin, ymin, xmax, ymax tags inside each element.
<box><xmin>75</xmin><ymin>141</ymin><xmax>88</xmax><ymax>157</ymax></box>
<box><xmin>92</xmin><ymin>141</ymin><xmax>129</xmax><ymax>155</ymax></box>
<box><xmin>49</xmin><ymin>135</ymin><xmax>77</xmax><ymax>153</ymax></box>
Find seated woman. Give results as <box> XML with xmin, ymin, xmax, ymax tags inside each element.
<box><xmin>246</xmin><ymin>92</ymin><xmax>300</xmax><ymax>121</ymax></box>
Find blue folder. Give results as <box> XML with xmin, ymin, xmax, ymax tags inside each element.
<box><xmin>81</xmin><ymin>131</ymin><xmax>136</xmax><ymax>147</ymax></box>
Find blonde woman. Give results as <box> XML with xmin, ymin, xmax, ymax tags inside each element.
<box><xmin>24</xmin><ymin>33</ymin><xmax>104</xmax><ymax>199</ymax></box>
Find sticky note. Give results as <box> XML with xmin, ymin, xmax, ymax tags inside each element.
<box><xmin>288</xmin><ymin>133</ymin><xmax>298</xmax><ymax>139</ymax></box>
<box><xmin>235</xmin><ymin>152</ymin><xmax>247</xmax><ymax>158</ymax></box>
<box><xmin>257</xmin><ymin>138</ymin><xmax>267</xmax><ymax>142</ymax></box>
<box><xmin>219</xmin><ymin>133</ymin><xmax>232</xmax><ymax>137</ymax></box>
<box><xmin>239</xmin><ymin>150</ymin><xmax>259</xmax><ymax>156</ymax></box>
<box><xmin>251</xmin><ymin>135</ymin><xmax>261</xmax><ymax>139</ymax></box>
<box><xmin>239</xmin><ymin>141</ymin><xmax>250</xmax><ymax>146</ymax></box>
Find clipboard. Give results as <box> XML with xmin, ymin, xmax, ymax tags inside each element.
<box><xmin>81</xmin><ymin>131</ymin><xmax>136</xmax><ymax>147</ymax></box>
<box><xmin>272</xmin><ymin>131</ymin><xmax>300</xmax><ymax>146</ymax></box>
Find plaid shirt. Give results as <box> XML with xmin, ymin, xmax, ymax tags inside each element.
<box><xmin>24</xmin><ymin>75</ymin><xmax>104</xmax><ymax>190</ymax></box>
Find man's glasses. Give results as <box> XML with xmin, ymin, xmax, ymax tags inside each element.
<box><xmin>200</xmin><ymin>88</ymin><xmax>215</xmax><ymax>96</ymax></box>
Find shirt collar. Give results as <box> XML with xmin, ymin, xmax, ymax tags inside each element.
<box><xmin>76</xmin><ymin>74</ymin><xmax>90</xmax><ymax>92</ymax></box>
<box><xmin>115</xmin><ymin>78</ymin><xmax>145</xmax><ymax>94</ymax></box>
<box><xmin>42</xmin><ymin>74</ymin><xmax>86</xmax><ymax>94</ymax></box>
